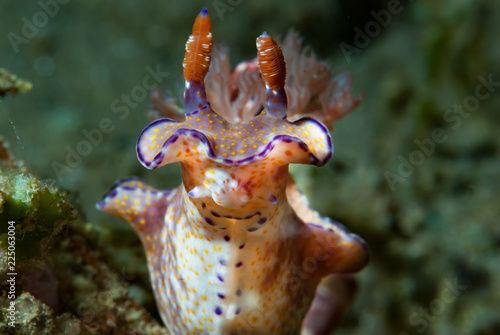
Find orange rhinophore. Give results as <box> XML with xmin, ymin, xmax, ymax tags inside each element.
<box><xmin>256</xmin><ymin>33</ymin><xmax>286</xmax><ymax>90</ymax></box>
<box><xmin>183</xmin><ymin>8</ymin><xmax>213</xmax><ymax>83</ymax></box>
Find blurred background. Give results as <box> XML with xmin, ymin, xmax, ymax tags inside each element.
<box><xmin>1</xmin><ymin>0</ymin><xmax>499</xmax><ymax>334</ymax></box>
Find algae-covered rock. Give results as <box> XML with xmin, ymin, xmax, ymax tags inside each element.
<box><xmin>1</xmin><ymin>292</ymin><xmax>55</xmax><ymax>334</ymax></box>
<box><xmin>0</xmin><ymin>68</ymin><xmax>32</xmax><ymax>97</ymax></box>
<box><xmin>0</xmin><ymin>137</ymin><xmax>75</xmax><ymax>272</ymax></box>
<box><xmin>0</xmin><ymin>171</ymin><xmax>75</xmax><ymax>262</ymax></box>
<box><xmin>0</xmin><ymin>140</ymin><xmax>168</xmax><ymax>334</ymax></box>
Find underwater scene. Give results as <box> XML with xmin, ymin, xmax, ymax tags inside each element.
<box><xmin>0</xmin><ymin>0</ymin><xmax>499</xmax><ymax>334</ymax></box>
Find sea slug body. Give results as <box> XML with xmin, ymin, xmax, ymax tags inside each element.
<box><xmin>98</xmin><ymin>8</ymin><xmax>368</xmax><ymax>335</ymax></box>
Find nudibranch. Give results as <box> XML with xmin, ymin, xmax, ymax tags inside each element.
<box><xmin>98</xmin><ymin>8</ymin><xmax>368</xmax><ymax>335</ymax></box>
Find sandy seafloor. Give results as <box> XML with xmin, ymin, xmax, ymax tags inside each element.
<box><xmin>0</xmin><ymin>0</ymin><xmax>499</xmax><ymax>334</ymax></box>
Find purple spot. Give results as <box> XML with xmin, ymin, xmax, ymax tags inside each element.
<box><xmin>224</xmin><ymin>235</ymin><xmax>230</xmax><ymax>242</ymax></box>
<box><xmin>205</xmin><ymin>218</ymin><xmax>214</xmax><ymax>226</ymax></box>
<box><xmin>235</xmin><ymin>307</ymin><xmax>241</xmax><ymax>315</ymax></box>
<box><xmin>235</xmin><ymin>262</ymin><xmax>243</xmax><ymax>268</ymax></box>
<box><xmin>236</xmin><ymin>289</ymin><xmax>242</xmax><ymax>296</ymax></box>
<box><xmin>239</xmin><ymin>243</ymin><xmax>245</xmax><ymax>249</ymax></box>
<box><xmin>215</xmin><ymin>307</ymin><xmax>222</xmax><ymax>315</ymax></box>
<box><xmin>298</xmin><ymin>142</ymin><xmax>308</xmax><ymax>151</ymax></box>
<box><xmin>202</xmin><ymin>202</ymin><xmax>206</xmax><ymax>209</ymax></box>
<box><xmin>107</xmin><ymin>190</ymin><xmax>118</xmax><ymax>199</ymax></box>
<box><xmin>245</xmin><ymin>212</ymin><xmax>260</xmax><ymax>219</ymax></box>
<box><xmin>219</xmin><ymin>259</ymin><xmax>227</xmax><ymax>266</ymax></box>
<box><xmin>217</xmin><ymin>274</ymin><xmax>224</xmax><ymax>282</ymax></box>
<box><xmin>248</xmin><ymin>227</ymin><xmax>258</xmax><ymax>232</ymax></box>
<box><xmin>258</xmin><ymin>218</ymin><xmax>267</xmax><ymax>224</ymax></box>
<box><xmin>217</xmin><ymin>293</ymin><xmax>225</xmax><ymax>299</ymax></box>
<box><xmin>211</xmin><ymin>211</ymin><xmax>220</xmax><ymax>217</ymax></box>
<box><xmin>269</xmin><ymin>195</ymin><xmax>278</xmax><ymax>204</ymax></box>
